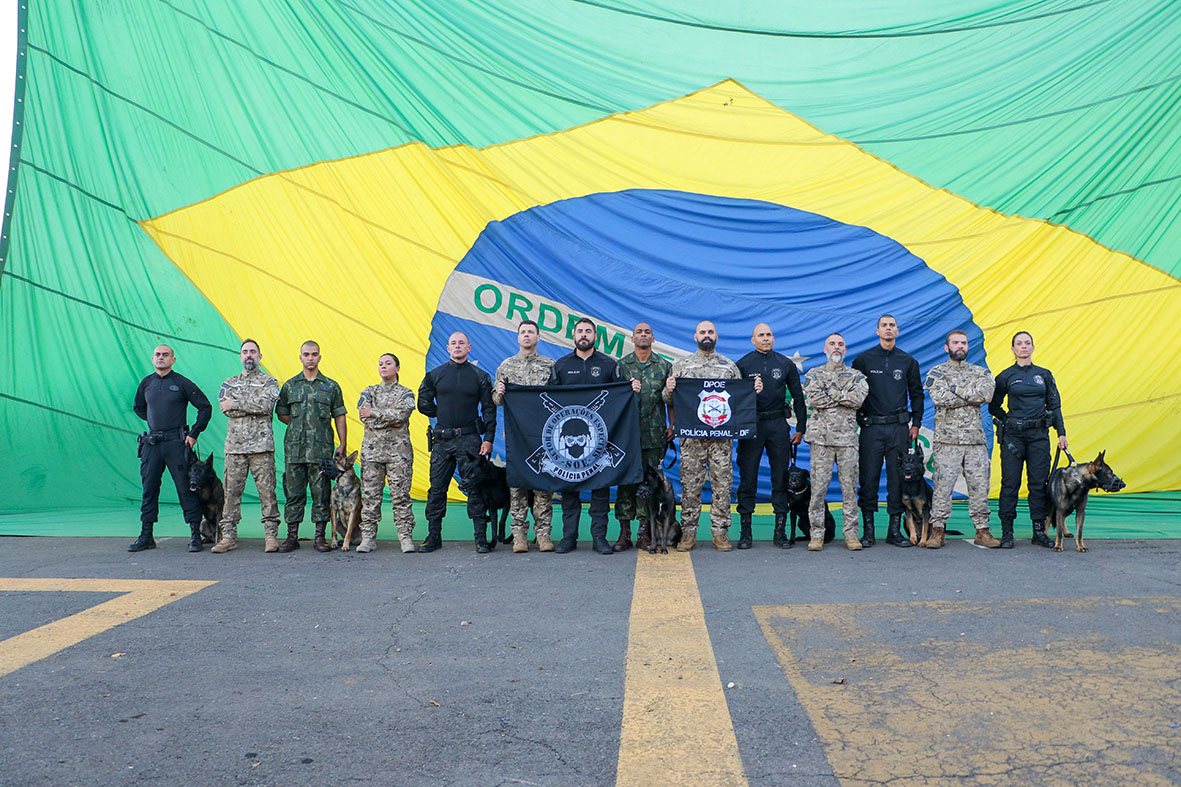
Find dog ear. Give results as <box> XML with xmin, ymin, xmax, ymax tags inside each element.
<box><xmin>205</xmin><ymin>453</ymin><xmax>214</xmax><ymax>464</ymax></box>
<box><xmin>347</xmin><ymin>450</ymin><xmax>358</xmax><ymax>464</ymax></box>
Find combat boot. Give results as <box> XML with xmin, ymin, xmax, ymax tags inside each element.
<box><xmin>973</xmin><ymin>527</ymin><xmax>1001</xmax><ymax>548</ymax></box>
<box><xmin>925</xmin><ymin>526</ymin><xmax>945</xmax><ymax>549</ymax></box>
<box><xmin>313</xmin><ymin>522</ymin><xmax>332</xmax><ymax>553</ymax></box>
<box><xmin>612</xmin><ymin>520</ymin><xmax>633</xmax><ymax>552</ymax></box>
<box><xmin>845</xmin><ymin>537</ymin><xmax>863</xmax><ymax>551</ymax></box>
<box><xmin>128</xmin><ymin>523</ymin><xmax>156</xmax><ymax>553</ymax></box>
<box><xmin>1031</xmin><ymin>520</ymin><xmax>1055</xmax><ymax>549</ymax></box>
<box><xmin>712</xmin><ymin>531</ymin><xmax>733</xmax><ymax>552</ymax></box>
<box><xmin>398</xmin><ymin>533</ymin><xmax>416</xmax><ymax>553</ymax></box>
<box><xmin>356</xmin><ymin>524</ymin><xmax>377</xmax><ymax>553</ymax></box>
<box><xmin>474</xmin><ymin>522</ymin><xmax>492</xmax><ymax>554</ymax></box>
<box><xmin>772</xmin><ymin>514</ymin><xmax>791</xmax><ymax>549</ymax></box>
<box><xmin>278</xmin><ymin>523</ymin><xmax>300</xmax><ymax>552</ymax></box>
<box><xmin>859</xmin><ymin>509</ymin><xmax>875</xmax><ymax>548</ymax></box>
<box><xmin>885</xmin><ymin>513</ymin><xmax>912</xmax><ymax>547</ymax></box>
<box><xmin>187</xmin><ymin>522</ymin><xmax>204</xmax><ymax>553</ymax></box>
<box><xmin>535</xmin><ymin>528</ymin><xmax>555</xmax><ymax>552</ymax></box>
<box><xmin>555</xmin><ymin>518</ymin><xmax>579</xmax><ymax>553</ymax></box>
<box><xmin>210</xmin><ymin>523</ymin><xmax>237</xmax><ymax>553</ymax></box>
<box><xmin>417</xmin><ymin>521</ymin><xmax>442</xmax><ymax>552</ymax></box>
<box><xmin>512</xmin><ymin>526</ymin><xmax>529</xmax><ymax>553</ymax></box>
<box><xmin>634</xmin><ymin>521</ymin><xmax>651</xmax><ymax>552</ymax></box>
<box><xmin>807</xmin><ymin>535</ymin><xmax>824</xmax><ymax>551</ymax></box>
<box><xmin>676</xmin><ymin>526</ymin><xmax>697</xmax><ymax>552</ymax></box>
<box><xmin>263</xmin><ymin>521</ymin><xmax>279</xmax><ymax>553</ymax></box>
<box><xmin>737</xmin><ymin>514</ymin><xmax>753</xmax><ymax>550</ymax></box>
<box><xmin>999</xmin><ymin>519</ymin><xmax>1014</xmax><ymax>549</ymax></box>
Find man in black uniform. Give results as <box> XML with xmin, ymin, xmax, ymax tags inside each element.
<box><xmin>989</xmin><ymin>330</ymin><xmax>1067</xmax><ymax>549</ymax></box>
<box><xmin>549</xmin><ymin>317</ymin><xmax>622</xmax><ymax>555</ymax></box>
<box><xmin>852</xmin><ymin>314</ymin><xmax>923</xmax><ymax>548</ymax></box>
<box><xmin>130</xmin><ymin>344</ymin><xmax>213</xmax><ymax>553</ymax></box>
<box><xmin>736</xmin><ymin>324</ymin><xmax>807</xmax><ymax>549</ymax></box>
<box><xmin>417</xmin><ymin>332</ymin><xmax>497</xmax><ymax>553</ymax></box>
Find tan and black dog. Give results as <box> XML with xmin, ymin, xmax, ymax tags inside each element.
<box><xmin>1047</xmin><ymin>450</ymin><xmax>1125</xmax><ymax>552</ymax></box>
<box><xmin>897</xmin><ymin>443</ymin><xmax>933</xmax><ymax>547</ymax></box>
<box><xmin>318</xmin><ymin>451</ymin><xmax>361</xmax><ymax>551</ymax></box>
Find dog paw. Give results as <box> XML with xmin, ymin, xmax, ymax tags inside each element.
<box><xmin>1053</xmin><ymin>546</ymin><xmax>1063</xmax><ymax>552</ymax></box>
<box><xmin>1077</xmin><ymin>545</ymin><xmax>1088</xmax><ymax>553</ymax></box>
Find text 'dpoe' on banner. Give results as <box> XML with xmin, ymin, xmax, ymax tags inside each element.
<box><xmin>503</xmin><ymin>382</ymin><xmax>641</xmax><ymax>492</ymax></box>
<box><xmin>673</xmin><ymin>378</ymin><xmax>757</xmax><ymax>440</ymax></box>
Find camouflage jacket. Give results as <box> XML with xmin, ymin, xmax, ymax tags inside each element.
<box><xmin>662</xmin><ymin>350</ymin><xmax>740</xmax><ymax>402</ymax></box>
<box><xmin>219</xmin><ymin>368</ymin><xmax>280</xmax><ymax>454</ymax></box>
<box><xmin>802</xmin><ymin>363</ymin><xmax>869</xmax><ymax>446</ymax></box>
<box><xmin>619</xmin><ymin>352</ymin><xmax>672</xmax><ymax>450</ymax></box>
<box><xmin>275</xmin><ymin>373</ymin><xmax>346</xmax><ymax>463</ymax></box>
<box><xmin>925</xmin><ymin>359</ymin><xmax>995</xmax><ymax>444</ymax></box>
<box><xmin>358</xmin><ymin>380</ymin><xmax>415</xmax><ymax>462</ymax></box>
<box><xmin>492</xmin><ymin>352</ymin><xmax>555</xmax><ymax>404</ymax></box>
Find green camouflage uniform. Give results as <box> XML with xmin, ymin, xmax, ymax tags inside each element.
<box><xmin>358</xmin><ymin>380</ymin><xmax>416</xmax><ymax>541</ymax></box>
<box><xmin>493</xmin><ymin>352</ymin><xmax>555</xmax><ymax>540</ymax></box>
<box><xmin>663</xmin><ymin>350</ymin><xmax>740</xmax><ymax>535</ymax></box>
<box><xmin>803</xmin><ymin>362</ymin><xmax>869</xmax><ymax>540</ymax></box>
<box><xmin>926</xmin><ymin>359</ymin><xmax>996</xmax><ymax>532</ymax></box>
<box><xmin>218</xmin><ymin>367</ymin><xmax>281</xmax><ymax>535</ymax></box>
<box><xmin>276</xmin><ymin>373</ymin><xmax>346</xmax><ymax>525</ymax></box>
<box><xmin>616</xmin><ymin>351</ymin><xmax>672</xmax><ymax>522</ymax></box>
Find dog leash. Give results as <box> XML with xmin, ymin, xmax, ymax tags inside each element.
<box><xmin>1052</xmin><ymin>445</ymin><xmax>1078</xmax><ymax>470</ymax></box>
<box><xmin>662</xmin><ymin>439</ymin><xmax>679</xmax><ymax>470</ymax></box>
<box><xmin>788</xmin><ymin>443</ymin><xmax>798</xmax><ymax>468</ymax></box>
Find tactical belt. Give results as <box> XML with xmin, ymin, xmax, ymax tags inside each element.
<box><xmin>859</xmin><ymin>412</ymin><xmax>909</xmax><ymax>426</ymax></box>
<box><xmin>757</xmin><ymin>409</ymin><xmax>786</xmax><ymax>421</ymax></box>
<box><xmin>147</xmin><ymin>428</ymin><xmax>187</xmax><ymax>440</ymax></box>
<box><xmin>433</xmin><ymin>425</ymin><xmax>478</xmax><ymax>439</ymax></box>
<box><xmin>1006</xmin><ymin>415</ymin><xmax>1048</xmax><ymax>431</ymax></box>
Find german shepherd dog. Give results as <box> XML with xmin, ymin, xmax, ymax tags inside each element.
<box><xmin>1047</xmin><ymin>450</ymin><xmax>1125</xmax><ymax>552</ymax></box>
<box><xmin>455</xmin><ymin>452</ymin><xmax>512</xmax><ymax>548</ymax></box>
<box><xmin>897</xmin><ymin>442</ymin><xmax>934</xmax><ymax>547</ymax></box>
<box><xmin>318</xmin><ymin>451</ymin><xmax>362</xmax><ymax>551</ymax></box>
<box><xmin>784</xmin><ymin>452</ymin><xmax>836</xmax><ymax>544</ymax></box>
<box><xmin>635</xmin><ymin>464</ymin><xmax>679</xmax><ymax>554</ymax></box>
<box><xmin>187</xmin><ymin>451</ymin><xmax>224</xmax><ymax>544</ymax></box>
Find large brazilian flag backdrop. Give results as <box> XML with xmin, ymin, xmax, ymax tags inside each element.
<box><xmin>1</xmin><ymin>1</ymin><xmax>1178</xmax><ymax>534</ymax></box>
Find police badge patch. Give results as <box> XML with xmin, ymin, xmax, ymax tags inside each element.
<box><xmin>1034</xmin><ymin>374</ymin><xmax>1044</xmax><ymax>385</ymax></box>
<box><xmin>697</xmin><ymin>388</ymin><xmax>732</xmax><ymax>427</ymax></box>
<box><xmin>893</xmin><ymin>369</ymin><xmax>904</xmax><ymax>381</ymax></box>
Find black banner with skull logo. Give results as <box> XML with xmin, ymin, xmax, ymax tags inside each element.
<box><xmin>503</xmin><ymin>381</ymin><xmax>642</xmax><ymax>492</ymax></box>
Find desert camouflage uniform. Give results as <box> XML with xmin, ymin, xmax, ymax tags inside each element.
<box><xmin>358</xmin><ymin>381</ymin><xmax>416</xmax><ymax>542</ymax></box>
<box><xmin>803</xmin><ymin>362</ymin><xmax>869</xmax><ymax>539</ymax></box>
<box><xmin>493</xmin><ymin>352</ymin><xmax>556</xmax><ymax>540</ymax></box>
<box><xmin>616</xmin><ymin>352</ymin><xmax>673</xmax><ymax>524</ymax></box>
<box><xmin>218</xmin><ymin>368</ymin><xmax>281</xmax><ymax>539</ymax></box>
<box><xmin>663</xmin><ymin>350</ymin><xmax>740</xmax><ymax>535</ymax></box>
<box><xmin>926</xmin><ymin>359</ymin><xmax>996</xmax><ymax>532</ymax></box>
<box><xmin>276</xmin><ymin>374</ymin><xmax>346</xmax><ymax>527</ymax></box>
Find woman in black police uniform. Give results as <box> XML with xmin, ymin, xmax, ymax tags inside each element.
<box><xmin>988</xmin><ymin>331</ymin><xmax>1068</xmax><ymax>549</ymax></box>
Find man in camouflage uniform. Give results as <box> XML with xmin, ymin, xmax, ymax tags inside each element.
<box><xmin>213</xmin><ymin>338</ymin><xmax>280</xmax><ymax>553</ymax></box>
<box><xmin>802</xmin><ymin>333</ymin><xmax>869</xmax><ymax>552</ymax></box>
<box><xmin>493</xmin><ymin>320</ymin><xmax>556</xmax><ymax>553</ymax></box>
<box><xmin>616</xmin><ymin>322</ymin><xmax>672</xmax><ymax>551</ymax></box>
<box><xmin>357</xmin><ymin>353</ymin><xmax>416</xmax><ymax>554</ymax></box>
<box><xmin>925</xmin><ymin>329</ymin><xmax>999</xmax><ymax>549</ymax></box>
<box><xmin>275</xmin><ymin>340</ymin><xmax>347</xmax><ymax>553</ymax></box>
<box><xmin>663</xmin><ymin>321</ymin><xmax>760</xmax><ymax>551</ymax></box>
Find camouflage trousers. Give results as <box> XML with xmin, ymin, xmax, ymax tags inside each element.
<box><xmin>220</xmin><ymin>452</ymin><xmax>280</xmax><ymax>531</ymax></box>
<box><xmin>680</xmin><ymin>438</ymin><xmax>733</xmax><ymax>534</ymax></box>
<box><xmin>361</xmin><ymin>459</ymin><xmax>415</xmax><ymax>539</ymax></box>
<box><xmin>509</xmin><ymin>488</ymin><xmax>553</xmax><ymax>537</ymax></box>
<box><xmin>615</xmin><ymin>447</ymin><xmax>665</xmax><ymax>522</ymax></box>
<box><xmin>931</xmin><ymin>442</ymin><xmax>991</xmax><ymax>531</ymax></box>
<box><xmin>809</xmin><ymin>444</ymin><xmax>859</xmax><ymax>540</ymax></box>
<box><xmin>283</xmin><ymin>462</ymin><xmax>331</xmax><ymax>525</ymax></box>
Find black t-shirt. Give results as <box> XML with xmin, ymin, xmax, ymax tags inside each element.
<box><xmin>989</xmin><ymin>363</ymin><xmax>1065</xmax><ymax>433</ymax></box>
<box><xmin>133</xmin><ymin>370</ymin><xmax>212</xmax><ymax>438</ymax></box>
<box><xmin>736</xmin><ymin>349</ymin><xmax>807</xmax><ymax>431</ymax></box>
<box><xmin>549</xmin><ymin>350</ymin><xmax>621</xmax><ymax>386</ymax></box>
<box><xmin>417</xmin><ymin>360</ymin><xmax>497</xmax><ymax>441</ymax></box>
<box><xmin>852</xmin><ymin>344</ymin><xmax>924</xmax><ymax>424</ymax></box>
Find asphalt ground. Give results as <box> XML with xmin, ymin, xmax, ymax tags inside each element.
<box><xmin>0</xmin><ymin>533</ymin><xmax>1178</xmax><ymax>786</ymax></box>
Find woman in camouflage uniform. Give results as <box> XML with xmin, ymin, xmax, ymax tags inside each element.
<box><xmin>357</xmin><ymin>353</ymin><xmax>417</xmax><ymax>553</ymax></box>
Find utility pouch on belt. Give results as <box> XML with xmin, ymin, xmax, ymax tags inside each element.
<box><xmin>137</xmin><ymin>433</ymin><xmax>146</xmax><ymax>457</ymax></box>
<box><xmin>426</xmin><ymin>425</ymin><xmax>434</xmax><ymax>451</ymax></box>
<box><xmin>993</xmin><ymin>417</ymin><xmax>1005</xmax><ymax>445</ymax></box>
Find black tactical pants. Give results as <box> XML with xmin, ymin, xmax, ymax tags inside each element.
<box><xmin>424</xmin><ymin>434</ymin><xmax>487</xmax><ymax>526</ymax></box>
<box><xmin>736</xmin><ymin>416</ymin><xmax>790</xmax><ymax>515</ymax></box>
<box><xmin>857</xmin><ymin>422</ymin><xmax>909</xmax><ymax>516</ymax></box>
<box><xmin>562</xmin><ymin>487</ymin><xmax>610</xmax><ymax>539</ymax></box>
<box><xmin>999</xmin><ymin>428</ymin><xmax>1051</xmax><ymax>523</ymax></box>
<box><xmin>283</xmin><ymin>461</ymin><xmax>331</xmax><ymax>525</ymax></box>
<box><xmin>139</xmin><ymin>436</ymin><xmax>202</xmax><ymax>524</ymax></box>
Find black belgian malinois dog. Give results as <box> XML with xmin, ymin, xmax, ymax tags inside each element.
<box><xmin>187</xmin><ymin>451</ymin><xmax>224</xmax><ymax>544</ymax></box>
<box><xmin>456</xmin><ymin>452</ymin><xmax>512</xmax><ymax>549</ymax></box>
<box><xmin>635</xmin><ymin>464</ymin><xmax>679</xmax><ymax>554</ymax></box>
<box><xmin>784</xmin><ymin>449</ymin><xmax>836</xmax><ymax>544</ymax></box>
<box><xmin>1047</xmin><ymin>449</ymin><xmax>1125</xmax><ymax>553</ymax></box>
<box><xmin>898</xmin><ymin>441</ymin><xmax>934</xmax><ymax>547</ymax></box>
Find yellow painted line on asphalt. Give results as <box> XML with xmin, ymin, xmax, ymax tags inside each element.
<box><xmin>0</xmin><ymin>578</ymin><xmax>216</xmax><ymax>678</ymax></box>
<box><xmin>617</xmin><ymin>551</ymin><xmax>746</xmax><ymax>786</ymax></box>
